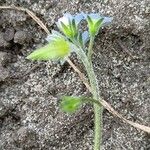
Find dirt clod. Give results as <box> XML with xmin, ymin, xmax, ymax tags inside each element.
<box><xmin>14</xmin><ymin>30</ymin><xmax>28</xmax><ymax>44</ymax></box>
<box><xmin>0</xmin><ymin>32</ymin><xmax>10</xmax><ymax>47</ymax></box>
<box><xmin>0</xmin><ymin>67</ymin><xmax>9</xmax><ymax>81</ymax></box>
<box><xmin>3</xmin><ymin>27</ymin><xmax>15</xmax><ymax>42</ymax></box>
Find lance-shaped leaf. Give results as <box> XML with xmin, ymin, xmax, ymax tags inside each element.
<box><xmin>27</xmin><ymin>37</ymin><xmax>70</xmax><ymax>61</ymax></box>
<box><xmin>60</xmin><ymin>96</ymin><xmax>82</xmax><ymax>113</ymax></box>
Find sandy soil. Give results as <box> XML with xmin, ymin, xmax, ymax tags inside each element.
<box><xmin>0</xmin><ymin>0</ymin><xmax>150</xmax><ymax>149</ymax></box>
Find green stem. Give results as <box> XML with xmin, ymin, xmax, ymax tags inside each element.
<box><xmin>76</xmin><ymin>48</ymin><xmax>103</xmax><ymax>150</ymax></box>
<box><xmin>88</xmin><ymin>36</ymin><xmax>102</xmax><ymax>150</ymax></box>
<box><xmin>81</xmin><ymin>97</ymin><xmax>102</xmax><ymax>109</ymax></box>
<box><xmin>89</xmin><ymin>66</ymin><xmax>103</xmax><ymax>150</ymax></box>
<box><xmin>87</xmin><ymin>36</ymin><xmax>94</xmax><ymax>62</ymax></box>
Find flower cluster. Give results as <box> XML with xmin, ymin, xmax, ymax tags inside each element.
<box><xmin>57</xmin><ymin>13</ymin><xmax>112</xmax><ymax>40</ymax></box>
<box><xmin>56</xmin><ymin>13</ymin><xmax>83</xmax><ymax>39</ymax></box>
<box><xmin>27</xmin><ymin>12</ymin><xmax>112</xmax><ymax>61</ymax></box>
<box><xmin>85</xmin><ymin>13</ymin><xmax>112</xmax><ymax>37</ymax></box>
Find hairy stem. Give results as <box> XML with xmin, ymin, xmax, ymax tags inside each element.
<box><xmin>87</xmin><ymin>36</ymin><xmax>94</xmax><ymax>62</ymax></box>
<box><xmin>88</xmin><ymin>65</ymin><xmax>103</xmax><ymax>150</ymax></box>
<box><xmin>77</xmin><ymin>48</ymin><xmax>102</xmax><ymax>150</ymax></box>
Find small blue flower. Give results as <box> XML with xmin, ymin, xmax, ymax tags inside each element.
<box><xmin>85</xmin><ymin>13</ymin><xmax>113</xmax><ymax>37</ymax></box>
<box><xmin>56</xmin><ymin>13</ymin><xmax>84</xmax><ymax>39</ymax></box>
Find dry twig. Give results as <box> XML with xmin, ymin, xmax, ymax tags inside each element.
<box><xmin>0</xmin><ymin>5</ymin><xmax>50</xmax><ymax>34</ymax></box>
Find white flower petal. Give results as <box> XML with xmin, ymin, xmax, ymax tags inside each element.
<box><xmin>64</xmin><ymin>13</ymin><xmax>73</xmax><ymax>20</ymax></box>
<box><xmin>56</xmin><ymin>13</ymin><xmax>72</xmax><ymax>30</ymax></box>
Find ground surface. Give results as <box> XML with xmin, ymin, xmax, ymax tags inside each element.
<box><xmin>0</xmin><ymin>0</ymin><xmax>150</xmax><ymax>150</ymax></box>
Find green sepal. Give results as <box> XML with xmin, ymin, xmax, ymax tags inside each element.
<box><xmin>71</xmin><ymin>19</ymin><xmax>76</xmax><ymax>29</ymax></box>
<box><xmin>94</xmin><ymin>18</ymin><xmax>104</xmax><ymax>34</ymax></box>
<box><xmin>87</xmin><ymin>16</ymin><xmax>104</xmax><ymax>37</ymax></box>
<box><xmin>60</xmin><ymin>21</ymin><xmax>72</xmax><ymax>37</ymax></box>
<box><xmin>77</xmin><ymin>32</ymin><xmax>83</xmax><ymax>47</ymax></box>
<box><xmin>87</xmin><ymin>16</ymin><xmax>95</xmax><ymax>37</ymax></box>
<box><xmin>71</xmin><ymin>19</ymin><xmax>78</xmax><ymax>37</ymax></box>
<box><xmin>87</xmin><ymin>15</ymin><xmax>93</xmax><ymax>27</ymax></box>
<box><xmin>60</xmin><ymin>96</ymin><xmax>83</xmax><ymax>114</ymax></box>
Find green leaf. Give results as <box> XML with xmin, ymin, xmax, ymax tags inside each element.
<box><xmin>60</xmin><ymin>96</ymin><xmax>82</xmax><ymax>113</ymax></box>
<box><xmin>27</xmin><ymin>37</ymin><xmax>70</xmax><ymax>61</ymax></box>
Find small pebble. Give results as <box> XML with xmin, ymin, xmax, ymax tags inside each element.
<box><xmin>0</xmin><ymin>32</ymin><xmax>10</xmax><ymax>47</ymax></box>
<box><xmin>14</xmin><ymin>31</ymin><xmax>27</xmax><ymax>44</ymax></box>
<box><xmin>0</xmin><ymin>101</ymin><xmax>7</xmax><ymax>118</ymax></box>
<box><xmin>0</xmin><ymin>67</ymin><xmax>9</xmax><ymax>81</ymax></box>
<box><xmin>0</xmin><ymin>16</ymin><xmax>4</xmax><ymax>26</ymax></box>
<box><xmin>3</xmin><ymin>27</ymin><xmax>15</xmax><ymax>42</ymax></box>
<box><xmin>0</xmin><ymin>51</ymin><xmax>7</xmax><ymax>66</ymax></box>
